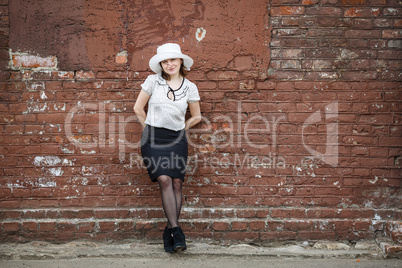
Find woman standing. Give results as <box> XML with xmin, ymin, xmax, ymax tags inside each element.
<box><xmin>134</xmin><ymin>43</ymin><xmax>201</xmax><ymax>253</ymax></box>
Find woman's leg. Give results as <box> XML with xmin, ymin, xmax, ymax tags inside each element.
<box><xmin>172</xmin><ymin>178</ymin><xmax>183</xmax><ymax>221</ymax></box>
<box><xmin>171</xmin><ymin>178</ymin><xmax>186</xmax><ymax>251</ymax></box>
<box><xmin>157</xmin><ymin>175</ymin><xmax>178</xmax><ymax>228</ymax></box>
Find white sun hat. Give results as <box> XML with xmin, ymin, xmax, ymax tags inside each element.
<box><xmin>149</xmin><ymin>43</ymin><xmax>194</xmax><ymax>74</ymax></box>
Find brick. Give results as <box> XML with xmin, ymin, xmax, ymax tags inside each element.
<box><xmin>281</xmin><ymin>17</ymin><xmax>300</xmax><ymax>26</ymax></box>
<box><xmin>345</xmin><ymin>29</ymin><xmax>381</xmax><ymax>38</ymax></box>
<box><xmin>0</xmin><ymin>187</ymin><xmax>11</xmax><ymax>198</ymax></box>
<box><xmin>77</xmin><ymin>222</ymin><xmax>95</xmax><ymax>232</ymax></box>
<box><xmin>99</xmin><ymin>222</ymin><xmax>116</xmax><ymax>232</ymax></box>
<box><xmin>382</xmin><ymin>30</ymin><xmax>402</xmax><ymax>39</ymax></box>
<box><xmin>306</xmin><ymin>7</ymin><xmax>342</xmax><ymax>16</ymax></box>
<box><xmin>59</xmin><ymin>210</ymin><xmax>94</xmax><ymax>219</ymax></box>
<box><xmin>354</xmin><ymin>18</ymin><xmax>373</xmax><ymax>28</ymax></box>
<box><xmin>0</xmin><ymin>201</ymin><xmax>20</xmax><ymax>209</ymax></box>
<box><xmin>270</xmin><ymin>0</ymin><xmax>299</xmax><ymax>4</ymax></box>
<box><xmin>22</xmin><ymin>222</ymin><xmax>38</xmax><ymax>232</ymax></box>
<box><xmin>286</xmin><ymin>220</ymin><xmax>315</xmax><ymax>231</ymax></box>
<box><xmin>118</xmin><ymin>221</ymin><xmax>134</xmax><ymax>232</ymax></box>
<box><xmin>206</xmin><ymin>71</ymin><xmax>239</xmax><ymax>80</ymax></box>
<box><xmin>358</xmin><ymin>114</ymin><xmax>393</xmax><ymax>124</ymax></box>
<box><xmin>379</xmin><ymin>136</ymin><xmax>402</xmax><ymax>146</ymax></box>
<box><xmin>75</xmin><ymin>71</ymin><xmax>95</xmax><ymax>79</ymax></box>
<box><xmin>57</xmin><ymin>222</ymin><xmax>77</xmax><ymax>232</ymax></box>
<box><xmin>342</xmin><ymin>71</ymin><xmax>377</xmax><ymax>80</ymax></box>
<box><xmin>12</xmin><ymin>189</ymin><xmax>32</xmax><ymax>198</ymax></box>
<box><xmin>368</xmin><ymin>0</ymin><xmax>387</xmax><ymax>5</ymax></box>
<box><xmin>2</xmin><ymin>222</ymin><xmax>20</xmax><ymax>232</ymax></box>
<box><xmin>197</xmin><ymin>81</ymin><xmax>217</xmax><ymax>90</ymax></box>
<box><xmin>313</xmin><ymin>60</ymin><xmax>333</xmax><ymax>69</ymax></box>
<box><xmin>32</xmin><ymin>188</ymin><xmax>53</xmax><ymax>198</ymax></box>
<box><xmin>95</xmin><ymin>209</ymin><xmax>130</xmax><ymax>219</ymax></box>
<box><xmin>231</xmin><ymin>221</ymin><xmax>248</xmax><ymax>231</ymax></box>
<box><xmin>308</xmin><ymin>28</ymin><xmax>344</xmax><ymax>37</ymax></box>
<box><xmin>212</xmin><ymin>221</ymin><xmax>230</xmax><ymax>231</ymax></box>
<box><xmin>115</xmin><ymin>51</ymin><xmax>127</xmax><ymax>64</ymax></box>
<box><xmin>281</xmin><ymin>60</ymin><xmax>301</xmax><ymax>69</ymax></box>
<box><xmin>374</xmin><ymin>18</ymin><xmax>392</xmax><ymax>28</ymax></box>
<box><xmin>270</xmin><ymin>6</ymin><xmax>305</xmax><ymax>16</ymax></box>
<box><xmin>0</xmin><ymin>211</ymin><xmax>22</xmax><ymax>220</ymax></box>
<box><xmin>39</xmin><ymin>222</ymin><xmax>56</xmax><ymax>232</ymax></box>
<box><xmin>341</xmin><ymin>0</ymin><xmax>366</xmax><ymax>4</ymax></box>
<box><xmin>344</xmin><ymin>7</ymin><xmax>380</xmax><ymax>17</ymax></box>
<box><xmin>302</xmin><ymin>0</ymin><xmax>319</xmax><ymax>4</ymax></box>
<box><xmin>281</xmin><ymin>38</ymin><xmax>317</xmax><ymax>48</ymax></box>
<box><xmin>249</xmin><ymin>221</ymin><xmax>266</xmax><ymax>230</ymax></box>
<box><xmin>383</xmin><ymin>8</ymin><xmax>401</xmax><ymax>16</ymax></box>
<box><xmin>135</xmin><ymin>221</ymin><xmax>155</xmax><ymax>231</ymax></box>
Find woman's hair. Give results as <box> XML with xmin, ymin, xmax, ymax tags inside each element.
<box><xmin>160</xmin><ymin>61</ymin><xmax>188</xmax><ymax>81</ymax></box>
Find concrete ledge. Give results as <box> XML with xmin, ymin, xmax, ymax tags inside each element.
<box><xmin>0</xmin><ymin>240</ymin><xmax>389</xmax><ymax>261</ymax></box>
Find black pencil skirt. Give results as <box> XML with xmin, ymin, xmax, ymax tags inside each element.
<box><xmin>140</xmin><ymin>125</ymin><xmax>188</xmax><ymax>182</ymax></box>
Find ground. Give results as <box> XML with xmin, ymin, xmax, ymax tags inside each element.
<box><xmin>0</xmin><ymin>240</ymin><xmax>401</xmax><ymax>268</ymax></box>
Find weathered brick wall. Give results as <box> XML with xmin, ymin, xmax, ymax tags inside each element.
<box><xmin>0</xmin><ymin>0</ymin><xmax>401</xmax><ymax>243</ymax></box>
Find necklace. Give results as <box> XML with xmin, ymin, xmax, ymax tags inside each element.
<box><xmin>167</xmin><ymin>76</ymin><xmax>183</xmax><ymax>90</ymax></box>
<box><xmin>167</xmin><ymin>77</ymin><xmax>185</xmax><ymax>101</ymax></box>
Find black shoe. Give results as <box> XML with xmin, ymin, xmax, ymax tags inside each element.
<box><xmin>163</xmin><ymin>227</ymin><xmax>175</xmax><ymax>253</ymax></box>
<box><xmin>172</xmin><ymin>226</ymin><xmax>187</xmax><ymax>252</ymax></box>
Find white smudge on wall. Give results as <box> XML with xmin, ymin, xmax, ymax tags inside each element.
<box><xmin>48</xmin><ymin>167</ymin><xmax>63</xmax><ymax>176</ymax></box>
<box><xmin>40</xmin><ymin>91</ymin><xmax>48</xmax><ymax>99</ymax></box>
<box><xmin>196</xmin><ymin>27</ymin><xmax>206</xmax><ymax>42</ymax></box>
<box><xmin>33</xmin><ymin>156</ymin><xmax>62</xmax><ymax>166</ymax></box>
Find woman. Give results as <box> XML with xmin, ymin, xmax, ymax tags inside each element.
<box><xmin>134</xmin><ymin>43</ymin><xmax>201</xmax><ymax>253</ymax></box>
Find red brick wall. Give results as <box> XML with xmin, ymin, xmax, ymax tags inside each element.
<box><xmin>1</xmin><ymin>0</ymin><xmax>401</xmax><ymax>243</ymax></box>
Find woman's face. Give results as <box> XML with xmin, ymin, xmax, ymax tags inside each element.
<box><xmin>161</xmin><ymin>58</ymin><xmax>182</xmax><ymax>77</ymax></box>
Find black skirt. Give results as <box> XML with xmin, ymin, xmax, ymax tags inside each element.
<box><xmin>140</xmin><ymin>125</ymin><xmax>188</xmax><ymax>182</ymax></box>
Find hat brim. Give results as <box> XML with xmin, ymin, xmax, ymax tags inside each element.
<box><xmin>149</xmin><ymin>52</ymin><xmax>193</xmax><ymax>74</ymax></box>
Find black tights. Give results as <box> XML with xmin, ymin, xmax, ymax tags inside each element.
<box><xmin>157</xmin><ymin>175</ymin><xmax>183</xmax><ymax>228</ymax></box>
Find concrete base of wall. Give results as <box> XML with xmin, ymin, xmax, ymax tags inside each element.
<box><xmin>1</xmin><ymin>207</ymin><xmax>400</xmax><ymax>245</ymax></box>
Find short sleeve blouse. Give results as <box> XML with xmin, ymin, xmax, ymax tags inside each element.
<box><xmin>141</xmin><ymin>74</ymin><xmax>200</xmax><ymax>131</ymax></box>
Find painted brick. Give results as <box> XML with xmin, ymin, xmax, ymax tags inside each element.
<box><xmin>12</xmin><ymin>53</ymin><xmax>57</xmax><ymax>69</ymax></box>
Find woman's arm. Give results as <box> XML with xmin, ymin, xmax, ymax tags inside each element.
<box><xmin>134</xmin><ymin>90</ymin><xmax>151</xmax><ymax>127</ymax></box>
<box><xmin>185</xmin><ymin>101</ymin><xmax>202</xmax><ymax>130</ymax></box>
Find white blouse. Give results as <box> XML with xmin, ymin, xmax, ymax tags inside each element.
<box><xmin>141</xmin><ymin>74</ymin><xmax>200</xmax><ymax>131</ymax></box>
